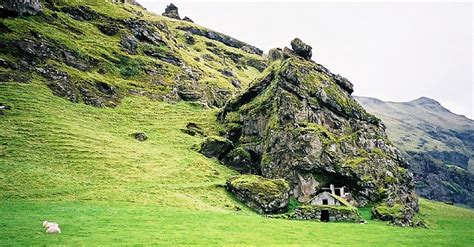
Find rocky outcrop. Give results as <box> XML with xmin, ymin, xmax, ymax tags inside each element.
<box><xmin>162</xmin><ymin>3</ymin><xmax>180</xmax><ymax>20</ymax></box>
<box><xmin>177</xmin><ymin>26</ymin><xmax>263</xmax><ymax>55</ymax></box>
<box><xmin>98</xmin><ymin>24</ymin><xmax>119</xmax><ymax>36</ymax></box>
<box><xmin>0</xmin><ymin>0</ymin><xmax>42</xmax><ymax>16</ymax></box>
<box><xmin>199</xmin><ymin>136</ymin><xmax>233</xmax><ymax>159</ymax></box>
<box><xmin>36</xmin><ymin>66</ymin><xmax>121</xmax><ymax>108</ymax></box>
<box><xmin>219</xmin><ymin>39</ymin><xmax>420</xmax><ymax>226</ymax></box>
<box><xmin>9</xmin><ymin>39</ymin><xmax>92</xmax><ymax>71</ymax></box>
<box><xmin>227</xmin><ymin>175</ymin><xmax>290</xmax><ymax>214</ymax></box>
<box><xmin>124</xmin><ymin>19</ymin><xmax>164</xmax><ymax>45</ymax></box>
<box><xmin>290</xmin><ymin>38</ymin><xmax>312</xmax><ymax>60</ymax></box>
<box><xmin>61</xmin><ymin>6</ymin><xmax>101</xmax><ymax>21</ymax></box>
<box><xmin>120</xmin><ymin>34</ymin><xmax>139</xmax><ymax>54</ymax></box>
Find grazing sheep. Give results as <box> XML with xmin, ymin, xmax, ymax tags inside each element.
<box><xmin>42</xmin><ymin>221</ymin><xmax>58</xmax><ymax>229</ymax></box>
<box><xmin>42</xmin><ymin>221</ymin><xmax>61</xmax><ymax>234</ymax></box>
<box><xmin>45</xmin><ymin>225</ymin><xmax>61</xmax><ymax>234</ymax></box>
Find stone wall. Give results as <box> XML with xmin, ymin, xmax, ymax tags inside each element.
<box><xmin>293</xmin><ymin>205</ymin><xmax>362</xmax><ymax>222</ymax></box>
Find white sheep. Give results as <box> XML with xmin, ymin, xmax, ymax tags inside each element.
<box><xmin>42</xmin><ymin>221</ymin><xmax>58</xmax><ymax>229</ymax></box>
<box><xmin>45</xmin><ymin>225</ymin><xmax>61</xmax><ymax>234</ymax></box>
<box><xmin>42</xmin><ymin>221</ymin><xmax>61</xmax><ymax>234</ymax></box>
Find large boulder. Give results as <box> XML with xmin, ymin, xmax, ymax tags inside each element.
<box><xmin>162</xmin><ymin>3</ymin><xmax>180</xmax><ymax>20</ymax></box>
<box><xmin>226</xmin><ymin>175</ymin><xmax>290</xmax><ymax>214</ymax></box>
<box><xmin>0</xmin><ymin>0</ymin><xmax>42</xmax><ymax>16</ymax></box>
<box><xmin>219</xmin><ymin>40</ymin><xmax>420</xmax><ymax>226</ymax></box>
<box><xmin>290</xmin><ymin>38</ymin><xmax>312</xmax><ymax>60</ymax></box>
<box><xmin>372</xmin><ymin>204</ymin><xmax>425</xmax><ymax>227</ymax></box>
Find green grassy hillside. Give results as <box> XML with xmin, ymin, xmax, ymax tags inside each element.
<box><xmin>1</xmin><ymin>0</ymin><xmax>473</xmax><ymax>245</ymax></box>
<box><xmin>0</xmin><ymin>81</ymin><xmax>244</xmax><ymax>211</ymax></box>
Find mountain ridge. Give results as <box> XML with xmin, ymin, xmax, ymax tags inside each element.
<box><xmin>355</xmin><ymin>95</ymin><xmax>474</xmax><ymax>207</ymax></box>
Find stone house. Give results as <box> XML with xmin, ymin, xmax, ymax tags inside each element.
<box><xmin>308</xmin><ymin>184</ymin><xmax>349</xmax><ymax>206</ymax></box>
<box><xmin>292</xmin><ymin>184</ymin><xmax>361</xmax><ymax>222</ymax></box>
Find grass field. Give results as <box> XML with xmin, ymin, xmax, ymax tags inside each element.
<box><xmin>0</xmin><ymin>199</ymin><xmax>473</xmax><ymax>246</ymax></box>
<box><xmin>1</xmin><ymin>82</ymin><xmax>474</xmax><ymax>246</ymax></box>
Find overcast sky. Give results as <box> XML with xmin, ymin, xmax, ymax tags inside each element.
<box><xmin>139</xmin><ymin>1</ymin><xmax>473</xmax><ymax>119</ymax></box>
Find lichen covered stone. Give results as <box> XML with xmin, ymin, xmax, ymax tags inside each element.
<box><xmin>227</xmin><ymin>174</ymin><xmax>290</xmax><ymax>214</ymax></box>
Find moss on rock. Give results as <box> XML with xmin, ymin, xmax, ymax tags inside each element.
<box><xmin>226</xmin><ymin>174</ymin><xmax>290</xmax><ymax>214</ymax></box>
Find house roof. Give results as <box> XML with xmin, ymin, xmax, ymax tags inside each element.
<box><xmin>309</xmin><ymin>191</ymin><xmax>352</xmax><ymax>207</ymax></box>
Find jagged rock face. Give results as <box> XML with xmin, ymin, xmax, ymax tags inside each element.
<box><xmin>162</xmin><ymin>3</ymin><xmax>180</xmax><ymax>20</ymax></box>
<box><xmin>219</xmin><ymin>54</ymin><xmax>419</xmax><ymax>225</ymax></box>
<box><xmin>407</xmin><ymin>151</ymin><xmax>474</xmax><ymax>207</ymax></box>
<box><xmin>0</xmin><ymin>0</ymin><xmax>42</xmax><ymax>16</ymax></box>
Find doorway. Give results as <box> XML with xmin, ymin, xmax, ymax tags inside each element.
<box><xmin>320</xmin><ymin>210</ymin><xmax>329</xmax><ymax>222</ymax></box>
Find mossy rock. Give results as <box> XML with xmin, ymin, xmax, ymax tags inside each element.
<box><xmin>226</xmin><ymin>174</ymin><xmax>290</xmax><ymax>214</ymax></box>
<box><xmin>198</xmin><ymin>136</ymin><xmax>233</xmax><ymax>159</ymax></box>
<box><xmin>372</xmin><ymin>203</ymin><xmax>425</xmax><ymax>227</ymax></box>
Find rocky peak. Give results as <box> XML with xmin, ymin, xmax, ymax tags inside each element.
<box><xmin>211</xmin><ymin>40</ymin><xmax>422</xmax><ymax>226</ymax></box>
<box><xmin>290</xmin><ymin>38</ymin><xmax>312</xmax><ymax>60</ymax></box>
<box><xmin>0</xmin><ymin>0</ymin><xmax>42</xmax><ymax>16</ymax></box>
<box><xmin>162</xmin><ymin>3</ymin><xmax>180</xmax><ymax>20</ymax></box>
<box><xmin>409</xmin><ymin>97</ymin><xmax>441</xmax><ymax>107</ymax></box>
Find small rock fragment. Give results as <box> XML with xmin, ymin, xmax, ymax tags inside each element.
<box><xmin>182</xmin><ymin>16</ymin><xmax>193</xmax><ymax>23</ymax></box>
<box><xmin>134</xmin><ymin>132</ymin><xmax>148</xmax><ymax>141</ymax></box>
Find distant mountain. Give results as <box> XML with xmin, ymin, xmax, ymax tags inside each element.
<box><xmin>355</xmin><ymin>96</ymin><xmax>474</xmax><ymax>207</ymax></box>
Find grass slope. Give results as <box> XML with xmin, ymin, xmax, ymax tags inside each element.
<box><xmin>0</xmin><ymin>81</ymin><xmax>242</xmax><ymax>211</ymax></box>
<box><xmin>0</xmin><ymin>199</ymin><xmax>473</xmax><ymax>245</ymax></box>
